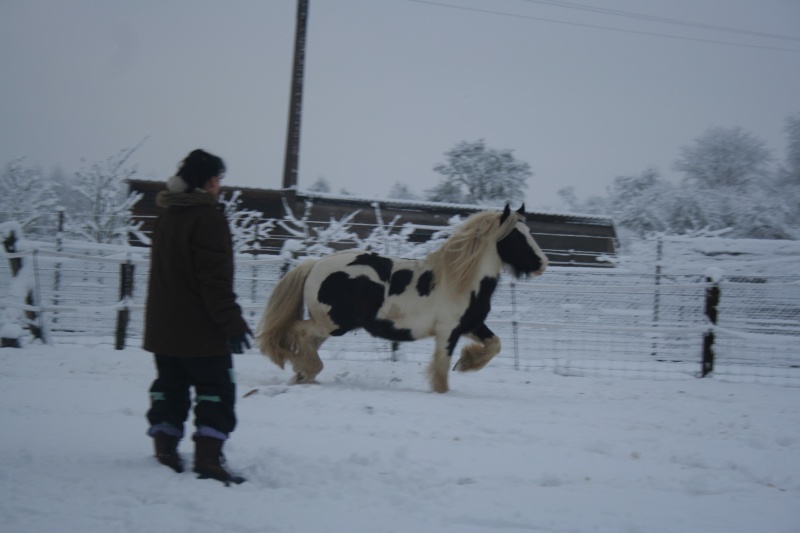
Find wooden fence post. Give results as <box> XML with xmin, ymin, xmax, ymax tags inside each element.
<box><xmin>701</xmin><ymin>270</ymin><xmax>721</xmax><ymax>377</ymax></box>
<box><xmin>115</xmin><ymin>258</ymin><xmax>135</xmax><ymax>350</ymax></box>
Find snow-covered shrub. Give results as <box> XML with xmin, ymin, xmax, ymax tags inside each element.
<box><xmin>0</xmin><ymin>221</ymin><xmax>36</xmax><ymax>346</ymax></box>
<box><xmin>220</xmin><ymin>190</ymin><xmax>275</xmax><ymax>254</ymax></box>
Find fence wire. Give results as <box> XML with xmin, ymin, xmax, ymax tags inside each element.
<box><xmin>2</xmin><ymin>240</ymin><xmax>799</xmax><ymax>386</ymax></box>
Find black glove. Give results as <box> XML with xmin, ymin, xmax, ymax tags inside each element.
<box><xmin>227</xmin><ymin>332</ymin><xmax>252</xmax><ymax>354</ymax></box>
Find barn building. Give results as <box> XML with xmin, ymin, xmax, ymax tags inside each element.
<box><xmin>128</xmin><ymin>179</ymin><xmax>617</xmax><ymax>267</ymax></box>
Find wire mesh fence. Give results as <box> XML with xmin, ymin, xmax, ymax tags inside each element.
<box><xmin>2</xmin><ymin>235</ymin><xmax>799</xmax><ymax>386</ymax></box>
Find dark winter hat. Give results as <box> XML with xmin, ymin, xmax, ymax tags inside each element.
<box><xmin>167</xmin><ymin>149</ymin><xmax>225</xmax><ymax>192</ymax></box>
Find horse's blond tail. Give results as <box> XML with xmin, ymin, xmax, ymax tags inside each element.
<box><xmin>256</xmin><ymin>259</ymin><xmax>317</xmax><ymax>369</ymax></box>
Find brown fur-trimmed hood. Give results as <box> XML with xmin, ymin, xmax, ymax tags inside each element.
<box><xmin>156</xmin><ymin>189</ymin><xmax>219</xmax><ymax>208</ymax></box>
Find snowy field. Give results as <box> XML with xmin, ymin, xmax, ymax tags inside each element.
<box><xmin>2</xmin><ymin>343</ymin><xmax>799</xmax><ymax>533</ymax></box>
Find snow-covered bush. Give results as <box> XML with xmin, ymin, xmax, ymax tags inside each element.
<box><xmin>0</xmin><ymin>158</ymin><xmax>57</xmax><ymax>237</ymax></box>
<box><xmin>220</xmin><ymin>190</ymin><xmax>275</xmax><ymax>254</ymax></box>
<box><xmin>0</xmin><ymin>221</ymin><xmax>38</xmax><ymax>346</ymax></box>
<box><xmin>277</xmin><ymin>198</ymin><xmax>360</xmax><ymax>264</ymax></box>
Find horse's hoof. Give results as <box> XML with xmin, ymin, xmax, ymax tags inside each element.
<box><xmin>452</xmin><ymin>359</ymin><xmax>462</xmax><ymax>371</ymax></box>
<box><xmin>290</xmin><ymin>373</ymin><xmax>319</xmax><ymax>385</ymax></box>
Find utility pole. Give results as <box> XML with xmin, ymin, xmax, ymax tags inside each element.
<box><xmin>282</xmin><ymin>0</ymin><xmax>309</xmax><ymax>190</ymax></box>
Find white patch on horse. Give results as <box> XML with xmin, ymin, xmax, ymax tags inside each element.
<box><xmin>256</xmin><ymin>204</ymin><xmax>547</xmax><ymax>393</ymax></box>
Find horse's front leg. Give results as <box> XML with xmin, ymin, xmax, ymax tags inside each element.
<box><xmin>289</xmin><ymin>320</ymin><xmax>326</xmax><ymax>385</ymax></box>
<box><xmin>427</xmin><ymin>333</ymin><xmax>455</xmax><ymax>394</ymax></box>
<box><xmin>453</xmin><ymin>323</ymin><xmax>501</xmax><ymax>372</ymax></box>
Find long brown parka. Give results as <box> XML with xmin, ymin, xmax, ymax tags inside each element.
<box><xmin>143</xmin><ymin>189</ymin><xmax>250</xmax><ymax>357</ymax></box>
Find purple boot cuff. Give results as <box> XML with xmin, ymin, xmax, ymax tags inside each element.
<box><xmin>147</xmin><ymin>423</ymin><xmax>183</xmax><ymax>438</ymax></box>
<box><xmin>194</xmin><ymin>425</ymin><xmax>229</xmax><ymax>441</ymax></box>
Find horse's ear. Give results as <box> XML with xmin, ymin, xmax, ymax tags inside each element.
<box><xmin>500</xmin><ymin>203</ymin><xmax>511</xmax><ymax>225</ymax></box>
<box><xmin>516</xmin><ymin>203</ymin><xmax>526</xmax><ymax>216</ymax></box>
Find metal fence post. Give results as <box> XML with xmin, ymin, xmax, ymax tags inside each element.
<box><xmin>701</xmin><ymin>273</ymin><xmax>721</xmax><ymax>377</ymax></box>
<box><xmin>651</xmin><ymin>237</ymin><xmax>663</xmax><ymax>357</ymax></box>
<box><xmin>31</xmin><ymin>250</ymin><xmax>48</xmax><ymax>343</ymax></box>
<box><xmin>115</xmin><ymin>258</ymin><xmax>135</xmax><ymax>350</ymax></box>
<box><xmin>510</xmin><ymin>279</ymin><xmax>520</xmax><ymax>371</ymax></box>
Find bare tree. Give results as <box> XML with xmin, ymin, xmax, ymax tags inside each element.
<box><xmin>62</xmin><ymin>144</ymin><xmax>146</xmax><ymax>244</ymax></box>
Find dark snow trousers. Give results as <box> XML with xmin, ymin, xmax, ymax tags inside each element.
<box><xmin>147</xmin><ymin>354</ymin><xmax>237</xmax><ymax>439</ymax></box>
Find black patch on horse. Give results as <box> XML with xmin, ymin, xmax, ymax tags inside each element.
<box><xmin>497</xmin><ymin>227</ymin><xmax>542</xmax><ymax>277</ymax></box>
<box><xmin>389</xmin><ymin>269</ymin><xmax>414</xmax><ymax>296</ymax></box>
<box><xmin>416</xmin><ymin>270</ymin><xmax>435</xmax><ymax>296</ymax></box>
<box><xmin>446</xmin><ymin>276</ymin><xmax>498</xmax><ymax>355</ymax></box>
<box><xmin>348</xmin><ymin>253</ymin><xmax>393</xmax><ymax>283</ymax></box>
<box><xmin>317</xmin><ymin>271</ymin><xmax>414</xmax><ymax>341</ymax></box>
<box><xmin>364</xmin><ymin>319</ymin><xmax>414</xmax><ymax>342</ymax></box>
<box><xmin>318</xmin><ymin>272</ymin><xmax>385</xmax><ymax>336</ymax></box>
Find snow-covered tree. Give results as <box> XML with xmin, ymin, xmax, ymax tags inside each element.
<box><xmin>663</xmin><ymin>186</ymin><xmax>707</xmax><ymax>235</ymax></box>
<box><xmin>219</xmin><ymin>190</ymin><xmax>275</xmax><ymax>254</ymax></box>
<box><xmin>777</xmin><ymin>113</ymin><xmax>800</xmax><ymax>233</ymax></box>
<box><xmin>673</xmin><ymin>127</ymin><xmax>772</xmax><ymax>190</ymax></box>
<box><xmin>605</xmin><ymin>169</ymin><xmax>676</xmax><ymax>237</ymax></box>
<box><xmin>672</xmin><ymin>127</ymin><xmax>794</xmax><ymax>238</ymax></box>
<box><xmin>388</xmin><ymin>182</ymin><xmax>419</xmax><ymax>200</ymax></box>
<box><xmin>426</xmin><ymin>139</ymin><xmax>532</xmax><ymax>206</ymax></box>
<box><xmin>557</xmin><ymin>186</ymin><xmax>610</xmax><ymax>216</ymax></box>
<box><xmin>425</xmin><ymin>179</ymin><xmax>464</xmax><ymax>204</ymax></box>
<box><xmin>62</xmin><ymin>145</ymin><xmax>146</xmax><ymax>245</ymax></box>
<box><xmin>560</xmin><ymin>122</ymin><xmax>797</xmax><ymax>239</ymax></box>
<box><xmin>779</xmin><ymin>112</ymin><xmax>800</xmax><ymax>186</ymax></box>
<box><xmin>0</xmin><ymin>158</ymin><xmax>57</xmax><ymax>236</ymax></box>
<box><xmin>307</xmin><ymin>176</ymin><xmax>332</xmax><ymax>193</ymax></box>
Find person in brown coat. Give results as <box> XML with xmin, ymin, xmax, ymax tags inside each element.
<box><xmin>143</xmin><ymin>149</ymin><xmax>251</xmax><ymax>485</ymax></box>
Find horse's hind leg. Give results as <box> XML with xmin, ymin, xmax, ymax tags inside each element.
<box><xmin>289</xmin><ymin>321</ymin><xmax>326</xmax><ymax>384</ymax></box>
<box><xmin>453</xmin><ymin>324</ymin><xmax>501</xmax><ymax>372</ymax></box>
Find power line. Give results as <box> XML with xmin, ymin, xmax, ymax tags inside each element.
<box><xmin>516</xmin><ymin>0</ymin><xmax>800</xmax><ymax>42</ymax></box>
<box><xmin>401</xmin><ymin>0</ymin><xmax>800</xmax><ymax>53</ymax></box>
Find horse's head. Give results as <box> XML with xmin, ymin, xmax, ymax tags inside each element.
<box><xmin>496</xmin><ymin>204</ymin><xmax>548</xmax><ymax>278</ymax></box>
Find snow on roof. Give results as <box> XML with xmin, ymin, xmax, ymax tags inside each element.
<box><xmin>294</xmin><ymin>190</ymin><xmax>615</xmax><ymax>226</ymax></box>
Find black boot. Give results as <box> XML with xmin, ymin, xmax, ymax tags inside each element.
<box><xmin>153</xmin><ymin>433</ymin><xmax>184</xmax><ymax>473</ymax></box>
<box><xmin>193</xmin><ymin>436</ymin><xmax>245</xmax><ymax>485</ymax></box>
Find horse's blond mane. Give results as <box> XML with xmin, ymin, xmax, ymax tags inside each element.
<box><xmin>428</xmin><ymin>209</ymin><xmax>520</xmax><ymax>294</ymax></box>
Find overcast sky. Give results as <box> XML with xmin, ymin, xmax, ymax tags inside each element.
<box><xmin>1</xmin><ymin>0</ymin><xmax>799</xmax><ymax>210</ymax></box>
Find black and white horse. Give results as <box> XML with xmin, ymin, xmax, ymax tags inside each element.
<box><xmin>256</xmin><ymin>204</ymin><xmax>547</xmax><ymax>393</ymax></box>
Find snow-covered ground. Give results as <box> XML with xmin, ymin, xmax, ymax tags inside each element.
<box><xmin>2</xmin><ymin>343</ymin><xmax>798</xmax><ymax>533</ymax></box>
